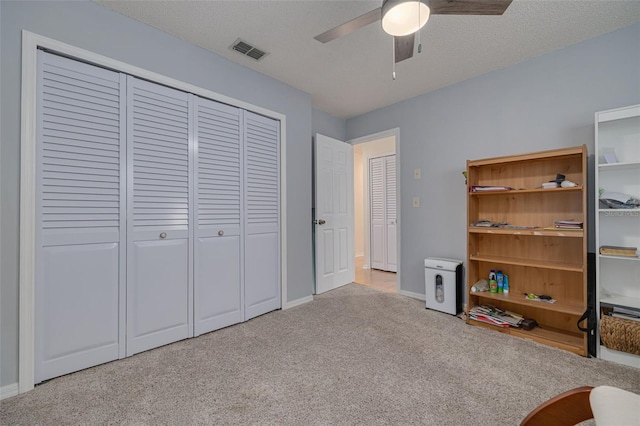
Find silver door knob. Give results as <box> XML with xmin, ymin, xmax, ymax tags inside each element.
<box><xmin>315</xmin><ymin>219</ymin><xmax>326</xmax><ymax>225</ymax></box>
<box><xmin>159</xmin><ymin>232</ymin><xmax>167</xmax><ymax>239</ymax></box>
<box><xmin>218</xmin><ymin>230</ymin><xmax>224</xmax><ymax>236</ymax></box>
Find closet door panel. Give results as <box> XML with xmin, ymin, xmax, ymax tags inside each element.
<box><xmin>194</xmin><ymin>98</ymin><xmax>243</xmax><ymax>336</ymax></box>
<box><xmin>126</xmin><ymin>76</ymin><xmax>191</xmax><ymax>355</ymax></box>
<box><xmin>127</xmin><ymin>239</ymin><xmax>189</xmax><ymax>355</ymax></box>
<box><xmin>245</xmin><ymin>233</ymin><xmax>279</xmax><ymax>313</ymax></box>
<box><xmin>195</xmin><ymin>236</ymin><xmax>241</xmax><ymax>334</ymax></box>
<box><xmin>370</xmin><ymin>157</ymin><xmax>385</xmax><ymax>270</ymax></box>
<box><xmin>38</xmin><ymin>244</ymin><xmax>119</xmax><ymax>381</ymax></box>
<box><xmin>385</xmin><ymin>155</ymin><xmax>397</xmax><ymax>272</ymax></box>
<box><xmin>35</xmin><ymin>51</ymin><xmax>125</xmax><ymax>382</ymax></box>
<box><xmin>244</xmin><ymin>112</ymin><xmax>280</xmax><ymax>320</ymax></box>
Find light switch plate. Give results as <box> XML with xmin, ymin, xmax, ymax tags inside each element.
<box><xmin>413</xmin><ymin>197</ymin><xmax>420</xmax><ymax>208</ymax></box>
<box><xmin>414</xmin><ymin>168</ymin><xmax>421</xmax><ymax>179</ymax></box>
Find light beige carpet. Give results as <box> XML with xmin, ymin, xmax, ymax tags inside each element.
<box><xmin>2</xmin><ymin>283</ymin><xmax>639</xmax><ymax>425</ymax></box>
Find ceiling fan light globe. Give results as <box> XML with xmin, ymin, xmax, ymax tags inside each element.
<box><xmin>381</xmin><ymin>0</ymin><xmax>430</xmax><ymax>37</ymax></box>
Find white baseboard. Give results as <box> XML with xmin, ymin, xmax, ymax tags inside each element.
<box><xmin>283</xmin><ymin>295</ymin><xmax>313</xmax><ymax>310</ymax></box>
<box><xmin>399</xmin><ymin>290</ymin><xmax>426</xmax><ymax>301</ymax></box>
<box><xmin>1</xmin><ymin>383</ymin><xmax>19</xmax><ymax>400</ymax></box>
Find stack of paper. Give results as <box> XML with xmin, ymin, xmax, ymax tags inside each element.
<box><xmin>554</xmin><ymin>220</ymin><xmax>583</xmax><ymax>229</ymax></box>
<box><xmin>469</xmin><ymin>305</ymin><xmax>523</xmax><ymax>328</ymax></box>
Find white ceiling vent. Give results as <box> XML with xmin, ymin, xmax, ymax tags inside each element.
<box><xmin>229</xmin><ymin>39</ymin><xmax>268</xmax><ymax>62</ymax></box>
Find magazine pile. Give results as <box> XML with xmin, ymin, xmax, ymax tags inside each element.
<box><xmin>469</xmin><ymin>304</ymin><xmax>523</xmax><ymax>328</ymax></box>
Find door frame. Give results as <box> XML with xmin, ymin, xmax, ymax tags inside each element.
<box><xmin>348</xmin><ymin>128</ymin><xmax>400</xmax><ymax>292</ymax></box>
<box><xmin>19</xmin><ymin>31</ymin><xmax>289</xmax><ymax>394</ymax></box>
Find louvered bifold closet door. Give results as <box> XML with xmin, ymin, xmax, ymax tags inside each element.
<box><xmin>244</xmin><ymin>112</ymin><xmax>281</xmax><ymax>320</ymax></box>
<box><xmin>370</xmin><ymin>157</ymin><xmax>385</xmax><ymax>270</ymax></box>
<box><xmin>385</xmin><ymin>155</ymin><xmax>397</xmax><ymax>272</ymax></box>
<box><xmin>35</xmin><ymin>51</ymin><xmax>126</xmax><ymax>383</ymax></box>
<box><xmin>126</xmin><ymin>76</ymin><xmax>192</xmax><ymax>356</ymax></box>
<box><xmin>194</xmin><ymin>98</ymin><xmax>243</xmax><ymax>336</ymax></box>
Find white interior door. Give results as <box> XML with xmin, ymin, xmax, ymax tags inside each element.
<box><xmin>369</xmin><ymin>154</ymin><xmax>396</xmax><ymax>272</ymax></box>
<box><xmin>126</xmin><ymin>76</ymin><xmax>192</xmax><ymax>356</ymax></box>
<box><xmin>35</xmin><ymin>51</ymin><xmax>125</xmax><ymax>382</ymax></box>
<box><xmin>314</xmin><ymin>134</ymin><xmax>354</xmax><ymax>294</ymax></box>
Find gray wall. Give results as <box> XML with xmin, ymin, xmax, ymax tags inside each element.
<box><xmin>0</xmin><ymin>0</ymin><xmax>313</xmax><ymax>387</ymax></box>
<box><xmin>346</xmin><ymin>23</ymin><xmax>640</xmax><ymax>296</ymax></box>
<box><xmin>312</xmin><ymin>108</ymin><xmax>347</xmax><ymax>142</ymax></box>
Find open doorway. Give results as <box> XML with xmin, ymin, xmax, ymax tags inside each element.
<box><xmin>352</xmin><ymin>134</ymin><xmax>398</xmax><ymax>293</ymax></box>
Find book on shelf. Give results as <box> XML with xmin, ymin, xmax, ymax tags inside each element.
<box><xmin>599</xmin><ymin>245</ymin><xmax>638</xmax><ymax>257</ymax></box>
<box><xmin>470</xmin><ymin>220</ymin><xmax>538</xmax><ymax>229</ymax></box>
<box><xmin>470</xmin><ymin>185</ymin><xmax>515</xmax><ymax>192</ymax></box>
<box><xmin>554</xmin><ymin>219</ymin><xmax>583</xmax><ymax>229</ymax></box>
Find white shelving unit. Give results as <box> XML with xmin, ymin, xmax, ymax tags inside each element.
<box><xmin>595</xmin><ymin>104</ymin><xmax>640</xmax><ymax>368</ymax></box>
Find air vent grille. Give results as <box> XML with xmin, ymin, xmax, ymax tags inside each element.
<box><xmin>230</xmin><ymin>39</ymin><xmax>269</xmax><ymax>61</ymax></box>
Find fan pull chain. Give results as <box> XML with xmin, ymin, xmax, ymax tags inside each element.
<box><xmin>417</xmin><ymin>0</ymin><xmax>422</xmax><ymax>53</ymax></box>
<box><xmin>392</xmin><ymin>36</ymin><xmax>396</xmax><ymax>80</ymax></box>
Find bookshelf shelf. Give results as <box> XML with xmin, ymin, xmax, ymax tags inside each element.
<box><xmin>598</xmin><ymin>161</ymin><xmax>640</xmax><ymax>171</ymax></box>
<box><xmin>469</xmin><ymin>254</ymin><xmax>583</xmax><ymax>272</ymax></box>
<box><xmin>466</xmin><ymin>146</ymin><xmax>588</xmax><ymax>356</ymax></box>
<box><xmin>468</xmin><ymin>227</ymin><xmax>584</xmax><ymax>238</ymax></box>
<box><xmin>467</xmin><ymin>319</ymin><xmax>584</xmax><ymax>355</ymax></box>
<box><xmin>598</xmin><ymin>254</ymin><xmax>640</xmax><ymax>262</ymax></box>
<box><xmin>473</xmin><ymin>292</ymin><xmax>584</xmax><ymax>316</ymax></box>
<box><xmin>598</xmin><ymin>208</ymin><xmax>640</xmax><ymax>214</ymax></box>
<box><xmin>600</xmin><ymin>295</ymin><xmax>640</xmax><ymax>311</ymax></box>
<box><xmin>469</xmin><ymin>186</ymin><xmax>582</xmax><ymax>196</ymax></box>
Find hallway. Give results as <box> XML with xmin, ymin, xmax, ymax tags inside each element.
<box><xmin>353</xmin><ymin>256</ymin><xmax>396</xmax><ymax>293</ymax></box>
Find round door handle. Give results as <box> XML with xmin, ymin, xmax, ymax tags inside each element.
<box><xmin>159</xmin><ymin>232</ymin><xmax>167</xmax><ymax>239</ymax></box>
<box><xmin>218</xmin><ymin>230</ymin><xmax>224</xmax><ymax>236</ymax></box>
<box><xmin>315</xmin><ymin>219</ymin><xmax>326</xmax><ymax>225</ymax></box>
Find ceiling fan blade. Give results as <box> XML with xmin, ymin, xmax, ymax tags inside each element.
<box><xmin>394</xmin><ymin>34</ymin><xmax>415</xmax><ymax>63</ymax></box>
<box><xmin>429</xmin><ymin>0</ymin><xmax>513</xmax><ymax>15</ymax></box>
<box><xmin>314</xmin><ymin>7</ymin><xmax>382</xmax><ymax>43</ymax></box>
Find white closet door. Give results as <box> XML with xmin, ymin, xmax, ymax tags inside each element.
<box><xmin>370</xmin><ymin>157</ymin><xmax>385</xmax><ymax>270</ymax></box>
<box><xmin>385</xmin><ymin>155</ymin><xmax>397</xmax><ymax>272</ymax></box>
<box><xmin>244</xmin><ymin>112</ymin><xmax>281</xmax><ymax>320</ymax></box>
<box><xmin>126</xmin><ymin>76</ymin><xmax>192</xmax><ymax>355</ymax></box>
<box><xmin>35</xmin><ymin>51</ymin><xmax>126</xmax><ymax>382</ymax></box>
<box><xmin>194</xmin><ymin>98</ymin><xmax>243</xmax><ymax>335</ymax></box>
<box><xmin>370</xmin><ymin>155</ymin><xmax>396</xmax><ymax>272</ymax></box>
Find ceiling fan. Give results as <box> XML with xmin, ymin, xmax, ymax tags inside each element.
<box><xmin>315</xmin><ymin>0</ymin><xmax>513</xmax><ymax>64</ymax></box>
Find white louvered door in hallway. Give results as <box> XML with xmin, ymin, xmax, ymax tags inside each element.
<box><xmin>126</xmin><ymin>77</ymin><xmax>192</xmax><ymax>356</ymax></box>
<box><xmin>35</xmin><ymin>51</ymin><xmax>126</xmax><ymax>382</ymax></box>
<box><xmin>384</xmin><ymin>155</ymin><xmax>397</xmax><ymax>272</ymax></box>
<box><xmin>34</xmin><ymin>51</ymin><xmax>282</xmax><ymax>383</ymax></box>
<box><xmin>194</xmin><ymin>98</ymin><xmax>243</xmax><ymax>335</ymax></box>
<box><xmin>370</xmin><ymin>155</ymin><xmax>397</xmax><ymax>273</ymax></box>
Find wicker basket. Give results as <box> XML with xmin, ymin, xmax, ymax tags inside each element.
<box><xmin>600</xmin><ymin>315</ymin><xmax>640</xmax><ymax>355</ymax></box>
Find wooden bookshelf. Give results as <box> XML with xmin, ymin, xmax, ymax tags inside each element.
<box><xmin>466</xmin><ymin>146</ymin><xmax>588</xmax><ymax>356</ymax></box>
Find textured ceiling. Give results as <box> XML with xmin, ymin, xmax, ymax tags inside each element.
<box><xmin>95</xmin><ymin>0</ymin><xmax>640</xmax><ymax>119</ymax></box>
